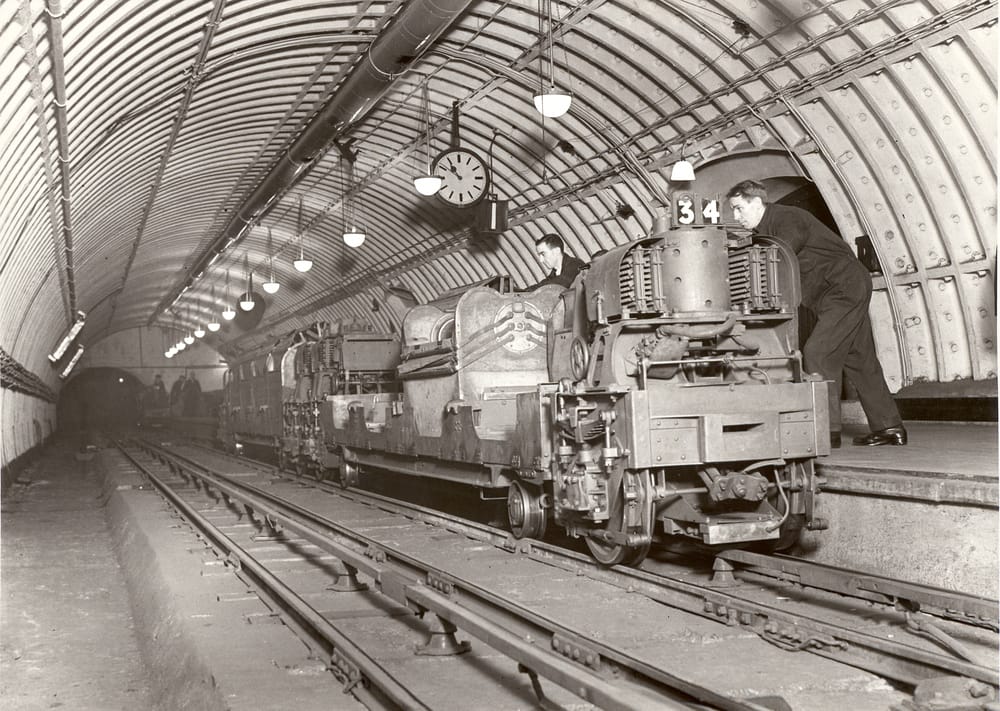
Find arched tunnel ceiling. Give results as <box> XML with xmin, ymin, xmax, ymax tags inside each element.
<box><xmin>1</xmin><ymin>0</ymin><xmax>996</xmax><ymax>392</ymax></box>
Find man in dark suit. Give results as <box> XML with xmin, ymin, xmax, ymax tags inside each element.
<box><xmin>727</xmin><ymin>180</ymin><xmax>906</xmax><ymax>447</ymax></box>
<box><xmin>534</xmin><ymin>233</ymin><xmax>585</xmax><ymax>288</ymax></box>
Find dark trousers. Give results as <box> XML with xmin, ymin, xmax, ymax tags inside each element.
<box><xmin>802</xmin><ymin>271</ymin><xmax>901</xmax><ymax>433</ymax></box>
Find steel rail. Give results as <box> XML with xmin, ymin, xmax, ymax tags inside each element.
<box><xmin>115</xmin><ymin>442</ymin><xmax>433</xmax><ymax>711</ymax></box>
<box><xmin>138</xmin><ymin>439</ymin><xmax>766</xmax><ymax>711</ymax></box>
<box><xmin>718</xmin><ymin>549</ymin><xmax>999</xmax><ymax>626</ymax></box>
<box><xmin>336</xmin><ymin>475</ymin><xmax>1000</xmax><ymax>689</ymax></box>
<box><xmin>166</xmin><ymin>439</ymin><xmax>1000</xmax><ymax>691</ymax></box>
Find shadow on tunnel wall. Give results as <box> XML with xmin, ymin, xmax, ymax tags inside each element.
<box><xmin>57</xmin><ymin>367</ymin><xmax>144</xmax><ymax>437</ymax></box>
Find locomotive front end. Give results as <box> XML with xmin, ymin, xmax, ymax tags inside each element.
<box><xmin>545</xmin><ymin>193</ymin><xmax>829</xmax><ymax>564</ymax></box>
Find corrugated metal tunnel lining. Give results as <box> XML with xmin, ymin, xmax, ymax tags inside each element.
<box><xmin>0</xmin><ymin>0</ymin><xmax>995</xmax><ymax>461</ymax></box>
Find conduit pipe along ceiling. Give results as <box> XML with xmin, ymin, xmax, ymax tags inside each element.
<box><xmin>151</xmin><ymin>0</ymin><xmax>478</xmax><ymax>324</ymax></box>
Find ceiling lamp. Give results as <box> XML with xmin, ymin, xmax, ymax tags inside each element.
<box><xmin>413</xmin><ymin>80</ymin><xmax>442</xmax><ymax>196</ymax></box>
<box><xmin>343</xmin><ymin>229</ymin><xmax>366</xmax><ymax>248</ymax></box>
<box><xmin>262</xmin><ymin>227</ymin><xmax>280</xmax><ymax>293</ymax></box>
<box><xmin>413</xmin><ymin>175</ymin><xmax>443</xmax><ymax>196</ymax></box>
<box><xmin>341</xmin><ymin>156</ymin><xmax>366</xmax><ymax>248</ymax></box>
<box><xmin>206</xmin><ymin>284</ymin><xmax>221</xmax><ymax>331</ymax></box>
<box><xmin>533</xmin><ymin>0</ymin><xmax>572</xmax><ymax>118</ymax></box>
<box><xmin>670</xmin><ymin>158</ymin><xmax>695</xmax><ymax>182</ymax></box>
<box><xmin>183</xmin><ymin>304</ymin><xmax>197</xmax><ymax>343</ymax></box>
<box><xmin>194</xmin><ymin>325</ymin><xmax>206</xmax><ymax>338</ymax></box>
<box><xmin>177</xmin><ymin>340</ymin><xmax>186</xmax><ymax>351</ymax></box>
<box><xmin>222</xmin><ymin>269</ymin><xmax>237</xmax><ymax>320</ymax></box>
<box><xmin>239</xmin><ymin>254</ymin><xmax>255</xmax><ymax>311</ymax></box>
<box><xmin>293</xmin><ymin>252</ymin><xmax>313</xmax><ymax>273</ymax></box>
<box><xmin>293</xmin><ymin>197</ymin><xmax>313</xmax><ymax>272</ymax></box>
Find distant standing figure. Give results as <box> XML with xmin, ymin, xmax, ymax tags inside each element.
<box><xmin>534</xmin><ymin>233</ymin><xmax>585</xmax><ymax>288</ymax></box>
<box><xmin>170</xmin><ymin>374</ymin><xmax>186</xmax><ymax>417</ymax></box>
<box><xmin>151</xmin><ymin>374</ymin><xmax>168</xmax><ymax>409</ymax></box>
<box><xmin>182</xmin><ymin>373</ymin><xmax>202</xmax><ymax>417</ymax></box>
<box><xmin>727</xmin><ymin>180</ymin><xmax>906</xmax><ymax>448</ymax></box>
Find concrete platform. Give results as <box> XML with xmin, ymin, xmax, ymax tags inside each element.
<box><xmin>802</xmin><ymin>421</ymin><xmax>999</xmax><ymax>597</ymax></box>
<box><xmin>1</xmin><ymin>442</ymin><xmax>154</xmax><ymax>710</ymax></box>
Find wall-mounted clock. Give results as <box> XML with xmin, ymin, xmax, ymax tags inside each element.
<box><xmin>432</xmin><ymin>100</ymin><xmax>491</xmax><ymax>207</ymax></box>
<box><xmin>432</xmin><ymin>147</ymin><xmax>490</xmax><ymax>207</ymax></box>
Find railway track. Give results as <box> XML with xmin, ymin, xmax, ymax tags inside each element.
<box><xmin>114</xmin><ymin>438</ymin><xmax>998</xmax><ymax>710</ymax></box>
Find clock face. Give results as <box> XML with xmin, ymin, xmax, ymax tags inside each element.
<box><xmin>432</xmin><ymin>148</ymin><xmax>490</xmax><ymax>207</ymax></box>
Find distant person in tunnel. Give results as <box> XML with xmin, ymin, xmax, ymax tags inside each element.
<box><xmin>727</xmin><ymin>180</ymin><xmax>906</xmax><ymax>448</ymax></box>
<box><xmin>534</xmin><ymin>233</ymin><xmax>585</xmax><ymax>288</ymax></box>
<box><xmin>183</xmin><ymin>373</ymin><xmax>202</xmax><ymax>417</ymax></box>
<box><xmin>151</xmin><ymin>374</ymin><xmax>168</xmax><ymax>409</ymax></box>
<box><xmin>170</xmin><ymin>373</ymin><xmax>186</xmax><ymax>416</ymax></box>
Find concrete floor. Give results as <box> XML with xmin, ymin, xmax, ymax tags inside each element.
<box><xmin>1</xmin><ymin>443</ymin><xmax>153</xmax><ymax>711</ymax></box>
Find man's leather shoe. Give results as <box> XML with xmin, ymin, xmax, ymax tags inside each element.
<box><xmin>830</xmin><ymin>432</ymin><xmax>841</xmax><ymax>448</ymax></box>
<box><xmin>852</xmin><ymin>425</ymin><xmax>907</xmax><ymax>446</ymax></box>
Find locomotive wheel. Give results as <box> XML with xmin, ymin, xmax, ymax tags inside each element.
<box><xmin>507</xmin><ymin>480</ymin><xmax>547</xmax><ymax>539</ymax></box>
<box><xmin>340</xmin><ymin>460</ymin><xmax>360</xmax><ymax>489</ymax></box>
<box><xmin>586</xmin><ymin>470</ymin><xmax>652</xmax><ymax>567</ymax></box>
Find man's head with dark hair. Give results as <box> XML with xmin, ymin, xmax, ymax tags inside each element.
<box><xmin>726</xmin><ymin>180</ymin><xmax>768</xmax><ymax>202</ymax></box>
<box><xmin>535</xmin><ymin>233</ymin><xmax>564</xmax><ymax>251</ymax></box>
<box><xmin>727</xmin><ymin>180</ymin><xmax>769</xmax><ymax>231</ymax></box>
<box><xmin>535</xmin><ymin>233</ymin><xmax>567</xmax><ymax>273</ymax></box>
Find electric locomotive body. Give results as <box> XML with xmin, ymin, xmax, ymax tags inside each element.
<box><xmin>225</xmin><ymin>194</ymin><xmax>829</xmax><ymax>566</ymax></box>
<box><xmin>526</xmin><ymin>200</ymin><xmax>830</xmax><ymax>564</ymax></box>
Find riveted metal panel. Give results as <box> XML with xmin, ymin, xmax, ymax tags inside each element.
<box><xmin>897</xmin><ymin>281</ymin><xmax>939</xmax><ymax>382</ymax></box>
<box><xmin>959</xmin><ymin>269</ymin><xmax>998</xmax><ymax>379</ymax></box>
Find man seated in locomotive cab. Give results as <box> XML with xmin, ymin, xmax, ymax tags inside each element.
<box><xmin>534</xmin><ymin>233</ymin><xmax>586</xmax><ymax>289</ymax></box>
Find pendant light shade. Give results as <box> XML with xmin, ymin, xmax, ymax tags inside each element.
<box><xmin>533</xmin><ymin>0</ymin><xmax>572</xmax><ymax>118</ymax></box>
<box><xmin>342</xmin><ymin>229</ymin><xmax>366</xmax><ymax>248</ymax></box>
<box><xmin>222</xmin><ymin>269</ymin><xmax>237</xmax><ymax>320</ymax></box>
<box><xmin>533</xmin><ymin>90</ymin><xmax>572</xmax><ymax>118</ymax></box>
<box><xmin>262</xmin><ymin>227</ymin><xmax>280</xmax><ymax>292</ymax></box>
<box><xmin>669</xmin><ymin>159</ymin><xmax>695</xmax><ymax>182</ymax></box>
<box><xmin>413</xmin><ymin>174</ymin><xmax>443</xmax><ymax>196</ymax></box>
<box><xmin>177</xmin><ymin>340</ymin><xmax>186</xmax><ymax>351</ymax></box>
<box><xmin>184</xmin><ymin>334</ymin><xmax>195</xmax><ymax>345</ymax></box>
<box><xmin>239</xmin><ymin>254</ymin><xmax>255</xmax><ymax>310</ymax></box>
<box><xmin>293</xmin><ymin>254</ymin><xmax>313</xmax><ymax>272</ymax></box>
<box><xmin>194</xmin><ymin>326</ymin><xmax>206</xmax><ymax>338</ymax></box>
<box><xmin>207</xmin><ymin>283</ymin><xmax>221</xmax><ymax>331</ymax></box>
<box><xmin>342</xmin><ymin>157</ymin><xmax>366</xmax><ymax>248</ymax></box>
<box><xmin>293</xmin><ymin>197</ymin><xmax>313</xmax><ymax>272</ymax></box>
<box><xmin>413</xmin><ymin>80</ymin><xmax>442</xmax><ymax>196</ymax></box>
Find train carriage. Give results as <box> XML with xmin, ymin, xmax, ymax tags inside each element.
<box><xmin>221</xmin><ymin>194</ymin><xmax>830</xmax><ymax>566</ymax></box>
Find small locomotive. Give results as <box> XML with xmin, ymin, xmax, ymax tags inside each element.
<box><xmin>221</xmin><ymin>193</ymin><xmax>829</xmax><ymax>565</ymax></box>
